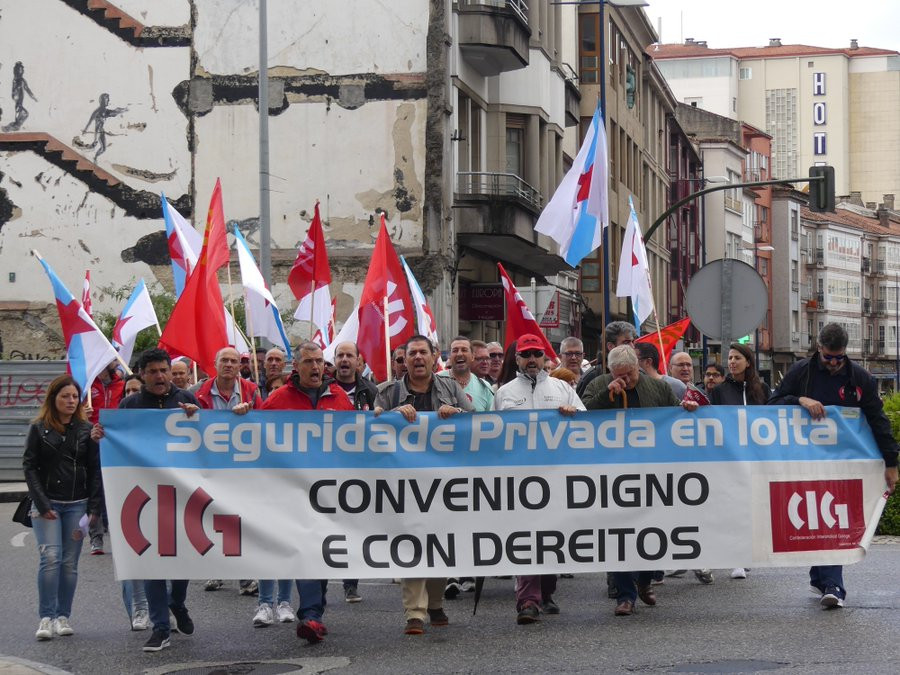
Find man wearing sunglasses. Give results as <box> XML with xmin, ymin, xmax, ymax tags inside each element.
<box><xmin>770</xmin><ymin>322</ymin><xmax>898</xmax><ymax>609</ymax></box>
<box><xmin>486</xmin><ymin>342</ymin><xmax>505</xmax><ymax>383</ymax></box>
<box><xmin>494</xmin><ymin>333</ymin><xmax>585</xmax><ymax>625</ymax></box>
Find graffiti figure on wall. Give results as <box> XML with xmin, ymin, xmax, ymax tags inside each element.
<box><xmin>2</xmin><ymin>61</ymin><xmax>37</xmax><ymax>132</ymax></box>
<box><xmin>79</xmin><ymin>93</ymin><xmax>127</xmax><ymax>160</ymax></box>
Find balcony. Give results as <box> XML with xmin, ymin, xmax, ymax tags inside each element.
<box><xmin>456</xmin><ymin>0</ymin><xmax>531</xmax><ymax>76</ymax></box>
<box><xmin>724</xmin><ymin>195</ymin><xmax>742</xmax><ymax>213</ymax></box>
<box><xmin>806</xmin><ymin>292</ymin><xmax>825</xmax><ymax>311</ymax></box>
<box><xmin>876</xmin><ymin>299</ymin><xmax>888</xmax><ymax>316</ymax></box>
<box><xmin>743</xmin><ymin>168</ymin><xmax>761</xmax><ymax>182</ymax></box>
<box><xmin>455</xmin><ymin>171</ymin><xmax>567</xmax><ymax>276</ymax></box>
<box><xmin>800</xmin><ymin>284</ymin><xmax>811</xmax><ymax>301</ymax></box>
<box><xmin>875</xmin><ymin>260</ymin><xmax>887</xmax><ymax>276</ymax></box>
<box><xmin>560</xmin><ymin>62</ymin><xmax>581</xmax><ymax>127</ymax></box>
<box><xmin>864</xmin><ymin>338</ymin><xmax>878</xmax><ymax>356</ymax></box>
<box><xmin>878</xmin><ymin>339</ymin><xmax>886</xmax><ymax>353</ymax></box>
<box><xmin>805</xmin><ymin>248</ymin><xmax>824</xmax><ymax>267</ymax></box>
<box><xmin>863</xmin><ymin>297</ymin><xmax>873</xmax><ymax>314</ymax></box>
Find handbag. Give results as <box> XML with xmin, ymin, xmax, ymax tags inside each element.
<box><xmin>12</xmin><ymin>495</ymin><xmax>33</xmax><ymax>528</ymax></box>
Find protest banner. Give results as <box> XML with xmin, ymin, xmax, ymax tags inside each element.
<box><xmin>100</xmin><ymin>407</ymin><xmax>889</xmax><ymax>580</ymax></box>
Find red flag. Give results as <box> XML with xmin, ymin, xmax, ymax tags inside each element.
<box><xmin>497</xmin><ymin>263</ymin><xmax>558</xmax><ymax>361</ymax></box>
<box><xmin>634</xmin><ymin>317</ymin><xmax>691</xmax><ymax>375</ymax></box>
<box><xmin>81</xmin><ymin>270</ymin><xmax>92</xmax><ymax>318</ymax></box>
<box><xmin>357</xmin><ymin>215</ymin><xmax>415</xmax><ymax>381</ymax></box>
<box><xmin>288</xmin><ymin>202</ymin><xmax>332</xmax><ymax>300</ymax></box>
<box><xmin>158</xmin><ymin>179</ymin><xmax>230</xmax><ymax>376</ymax></box>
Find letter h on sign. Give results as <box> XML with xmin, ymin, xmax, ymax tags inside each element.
<box><xmin>813</xmin><ymin>72</ymin><xmax>826</xmax><ymax>96</ymax></box>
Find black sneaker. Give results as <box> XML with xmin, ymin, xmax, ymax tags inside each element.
<box><xmin>169</xmin><ymin>605</ymin><xmax>194</xmax><ymax>635</ymax></box>
<box><xmin>142</xmin><ymin>630</ymin><xmax>170</xmax><ymax>652</ymax></box>
<box><xmin>344</xmin><ymin>585</ymin><xmax>362</xmax><ymax>603</ymax></box>
<box><xmin>541</xmin><ymin>598</ymin><xmax>560</xmax><ymax>615</ymax></box>
<box><xmin>516</xmin><ymin>602</ymin><xmax>540</xmax><ymax>625</ymax></box>
<box><xmin>444</xmin><ymin>579</ymin><xmax>461</xmax><ymax>599</ymax></box>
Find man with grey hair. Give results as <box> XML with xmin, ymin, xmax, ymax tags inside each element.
<box><xmin>583</xmin><ymin>345</ymin><xmax>699</xmax><ymax>616</ymax></box>
<box><xmin>577</xmin><ymin>321</ymin><xmax>639</xmax><ymax>397</ymax></box>
<box><xmin>486</xmin><ymin>341</ymin><xmax>504</xmax><ymax>383</ymax></box>
<box><xmin>669</xmin><ymin>351</ymin><xmax>699</xmax><ymax>389</ymax></box>
<box><xmin>770</xmin><ymin>322</ymin><xmax>898</xmax><ymax>609</ymax></box>
<box><xmin>559</xmin><ymin>336</ymin><xmax>586</xmax><ymax>384</ymax></box>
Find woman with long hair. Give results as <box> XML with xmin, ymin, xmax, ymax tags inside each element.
<box><xmin>495</xmin><ymin>340</ymin><xmax>519</xmax><ymax>388</ymax></box>
<box><xmin>708</xmin><ymin>343</ymin><xmax>771</xmax><ymax>580</ymax></box>
<box><xmin>22</xmin><ymin>375</ymin><xmax>102</xmax><ymax>640</ymax></box>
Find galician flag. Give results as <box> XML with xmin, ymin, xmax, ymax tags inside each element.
<box><xmin>615</xmin><ymin>195</ymin><xmax>654</xmax><ymax>327</ymax></box>
<box><xmin>35</xmin><ymin>252</ymin><xmax>121</xmax><ymax>399</ymax></box>
<box><xmin>161</xmin><ymin>192</ymin><xmax>201</xmax><ymax>299</ymax></box>
<box><xmin>233</xmin><ymin>228</ymin><xmax>292</xmax><ymax>358</ymax></box>
<box><xmin>81</xmin><ymin>270</ymin><xmax>93</xmax><ymax>318</ymax></box>
<box><xmin>112</xmin><ymin>279</ymin><xmax>159</xmax><ymax>366</ymax></box>
<box><xmin>535</xmin><ymin>102</ymin><xmax>609</xmax><ymax>267</ymax></box>
<box><xmin>400</xmin><ymin>256</ymin><xmax>440</xmax><ymax>350</ymax></box>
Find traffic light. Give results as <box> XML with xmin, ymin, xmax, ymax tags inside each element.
<box><xmin>808</xmin><ymin>165</ymin><xmax>835</xmax><ymax>213</ymax></box>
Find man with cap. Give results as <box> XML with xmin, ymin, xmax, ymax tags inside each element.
<box><xmin>494</xmin><ymin>333</ymin><xmax>585</xmax><ymax>624</ymax></box>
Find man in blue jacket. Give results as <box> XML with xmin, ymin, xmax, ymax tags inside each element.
<box><xmin>769</xmin><ymin>323</ymin><xmax>898</xmax><ymax>609</ymax></box>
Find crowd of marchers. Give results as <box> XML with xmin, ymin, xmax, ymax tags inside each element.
<box><xmin>21</xmin><ymin>321</ymin><xmax>898</xmax><ymax>651</ymax></box>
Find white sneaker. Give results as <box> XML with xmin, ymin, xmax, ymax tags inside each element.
<box><xmin>35</xmin><ymin>617</ymin><xmax>53</xmax><ymax>640</ymax></box>
<box><xmin>275</xmin><ymin>601</ymin><xmax>295</xmax><ymax>623</ymax></box>
<box><xmin>252</xmin><ymin>603</ymin><xmax>274</xmax><ymax>627</ymax></box>
<box><xmin>131</xmin><ymin>609</ymin><xmax>151</xmax><ymax>631</ymax></box>
<box><xmin>53</xmin><ymin>617</ymin><xmax>74</xmax><ymax>636</ymax></box>
<box><xmin>731</xmin><ymin>568</ymin><xmax>748</xmax><ymax>579</ymax></box>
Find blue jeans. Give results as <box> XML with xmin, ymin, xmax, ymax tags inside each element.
<box><xmin>31</xmin><ymin>500</ymin><xmax>87</xmax><ymax>619</ymax></box>
<box><xmin>258</xmin><ymin>579</ymin><xmax>293</xmax><ymax>606</ymax></box>
<box><xmin>610</xmin><ymin>571</ymin><xmax>654</xmax><ymax>603</ymax></box>
<box><xmin>144</xmin><ymin>579</ymin><xmax>188</xmax><ymax>635</ymax></box>
<box><xmin>121</xmin><ymin>580</ymin><xmax>148</xmax><ymax>619</ymax></box>
<box><xmin>810</xmin><ymin>565</ymin><xmax>845</xmax><ymax>598</ymax></box>
<box><xmin>297</xmin><ymin>580</ymin><xmax>327</xmax><ymax>621</ymax></box>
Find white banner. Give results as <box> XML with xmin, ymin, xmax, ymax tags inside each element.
<box><xmin>99</xmin><ymin>407</ymin><xmax>890</xmax><ymax>580</ymax></box>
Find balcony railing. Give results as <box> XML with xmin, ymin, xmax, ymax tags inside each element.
<box><xmin>863</xmin><ymin>297</ymin><xmax>872</xmax><ymax>314</ymax></box>
<box><xmin>457</xmin><ymin>171</ymin><xmax>542</xmax><ymax>210</ymax></box>
<box><xmin>876</xmin><ymin>260</ymin><xmax>887</xmax><ymax>275</ymax></box>
<box><xmin>460</xmin><ymin>0</ymin><xmax>529</xmax><ymax>25</ymax></box>
<box><xmin>878</xmin><ymin>339</ymin><xmax>886</xmax><ymax>353</ymax></box>
<box><xmin>862</xmin><ymin>256</ymin><xmax>871</xmax><ymax>273</ymax></box>
<box><xmin>800</xmin><ymin>284</ymin><xmax>811</xmax><ymax>301</ymax></box>
<box><xmin>876</xmin><ymin>299</ymin><xmax>888</xmax><ymax>315</ymax></box>
<box><xmin>806</xmin><ymin>248</ymin><xmax>824</xmax><ymax>266</ymax></box>
<box><xmin>724</xmin><ymin>196</ymin><xmax>742</xmax><ymax>213</ymax></box>
<box><xmin>864</xmin><ymin>338</ymin><xmax>874</xmax><ymax>355</ymax></box>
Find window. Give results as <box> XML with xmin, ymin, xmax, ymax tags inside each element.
<box><xmin>685</xmin><ymin>97</ymin><xmax>703</xmax><ymax>108</ymax></box>
<box><xmin>739</xmin><ymin>67</ymin><xmax>752</xmax><ymax>80</ymax></box>
<box><xmin>505</xmin><ymin>115</ymin><xmax>525</xmax><ymax>177</ymax></box>
<box><xmin>578</xmin><ymin>13</ymin><xmax>599</xmax><ymax>84</ymax></box>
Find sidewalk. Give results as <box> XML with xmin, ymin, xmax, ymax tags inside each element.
<box><xmin>0</xmin><ymin>483</ymin><xmax>27</xmax><ymax>503</ymax></box>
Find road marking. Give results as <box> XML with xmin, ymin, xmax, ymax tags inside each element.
<box><xmin>0</xmin><ymin>654</ymin><xmax>72</xmax><ymax>674</ymax></box>
<box><xmin>11</xmin><ymin>531</ymin><xmax>31</xmax><ymax>547</ymax></box>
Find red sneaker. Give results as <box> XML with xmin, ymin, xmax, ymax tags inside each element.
<box><xmin>297</xmin><ymin>619</ymin><xmax>327</xmax><ymax>644</ymax></box>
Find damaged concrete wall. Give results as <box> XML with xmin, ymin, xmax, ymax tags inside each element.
<box><xmin>0</xmin><ymin>0</ymin><xmax>190</xmax><ymax>318</ymax></box>
<box><xmin>1</xmin><ymin>0</ymin><xmax>441</xmax><ymax>354</ymax></box>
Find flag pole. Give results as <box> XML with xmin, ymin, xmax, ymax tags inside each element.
<box><xmin>642</xmin><ymin>265</ymin><xmax>668</xmax><ymax>375</ymax></box>
<box><xmin>244</xmin><ymin>289</ymin><xmax>260</xmax><ymax>385</ymax></box>
<box><xmin>225</xmin><ymin>262</ymin><xmax>239</xmax><ymax>347</ymax></box>
<box><xmin>308</xmin><ymin>279</ymin><xmax>316</xmax><ymax>340</ymax></box>
<box><xmin>383</xmin><ymin>295</ymin><xmax>392</xmax><ymax>383</ymax></box>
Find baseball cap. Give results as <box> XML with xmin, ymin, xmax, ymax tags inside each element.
<box><xmin>516</xmin><ymin>334</ymin><xmax>544</xmax><ymax>352</ymax></box>
<box><xmin>240</xmin><ymin>352</ymin><xmax>251</xmax><ymax>361</ymax></box>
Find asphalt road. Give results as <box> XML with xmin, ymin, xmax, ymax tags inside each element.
<box><xmin>0</xmin><ymin>503</ymin><xmax>897</xmax><ymax>675</ymax></box>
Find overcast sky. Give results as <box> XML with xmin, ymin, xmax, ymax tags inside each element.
<box><xmin>645</xmin><ymin>0</ymin><xmax>900</xmax><ymax>53</ymax></box>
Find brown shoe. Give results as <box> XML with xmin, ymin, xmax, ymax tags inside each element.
<box><xmin>428</xmin><ymin>608</ymin><xmax>449</xmax><ymax>626</ymax></box>
<box><xmin>614</xmin><ymin>600</ymin><xmax>634</xmax><ymax>616</ymax></box>
<box><xmin>637</xmin><ymin>584</ymin><xmax>657</xmax><ymax>606</ymax></box>
<box><xmin>404</xmin><ymin>618</ymin><xmax>425</xmax><ymax>635</ymax></box>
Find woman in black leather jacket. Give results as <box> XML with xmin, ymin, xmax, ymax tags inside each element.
<box><xmin>708</xmin><ymin>343</ymin><xmax>770</xmax><ymax>581</ymax></box>
<box><xmin>22</xmin><ymin>375</ymin><xmax>102</xmax><ymax>641</ymax></box>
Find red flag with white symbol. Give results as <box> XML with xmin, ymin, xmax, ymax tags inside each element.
<box><xmin>497</xmin><ymin>263</ymin><xmax>557</xmax><ymax>360</ymax></box>
<box><xmin>357</xmin><ymin>215</ymin><xmax>415</xmax><ymax>381</ymax></box>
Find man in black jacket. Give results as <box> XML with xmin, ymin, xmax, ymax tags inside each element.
<box><xmin>769</xmin><ymin>323</ymin><xmax>898</xmax><ymax>609</ymax></box>
<box><xmin>98</xmin><ymin>348</ymin><xmax>200</xmax><ymax>650</ymax></box>
<box><xmin>332</xmin><ymin>341</ymin><xmax>378</xmax><ymax>411</ymax></box>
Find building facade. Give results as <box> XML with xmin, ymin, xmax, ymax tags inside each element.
<box><xmin>0</xmin><ymin>0</ymin><xmax>587</xmax><ymax>358</ymax></box>
<box><xmin>652</xmin><ymin>39</ymin><xmax>900</xmax><ymax>207</ymax></box>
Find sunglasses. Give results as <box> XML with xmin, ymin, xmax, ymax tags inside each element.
<box><xmin>489</xmin><ymin>353</ymin><xmax>504</xmax><ymax>360</ymax></box>
<box><xmin>518</xmin><ymin>350</ymin><xmax>544</xmax><ymax>359</ymax></box>
<box><xmin>820</xmin><ymin>353</ymin><xmax>846</xmax><ymax>363</ymax></box>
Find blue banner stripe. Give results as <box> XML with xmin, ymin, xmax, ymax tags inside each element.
<box><xmin>99</xmin><ymin>407</ymin><xmax>881</xmax><ymax>471</ymax></box>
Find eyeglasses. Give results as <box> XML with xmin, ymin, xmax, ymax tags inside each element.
<box><xmin>562</xmin><ymin>351</ymin><xmax>584</xmax><ymax>358</ymax></box>
<box><xmin>489</xmin><ymin>353</ymin><xmax>504</xmax><ymax>360</ymax></box>
<box><xmin>518</xmin><ymin>350</ymin><xmax>544</xmax><ymax>359</ymax></box>
<box><xmin>474</xmin><ymin>356</ymin><xmax>490</xmax><ymax>362</ymax></box>
<box><xmin>820</xmin><ymin>353</ymin><xmax>846</xmax><ymax>363</ymax></box>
